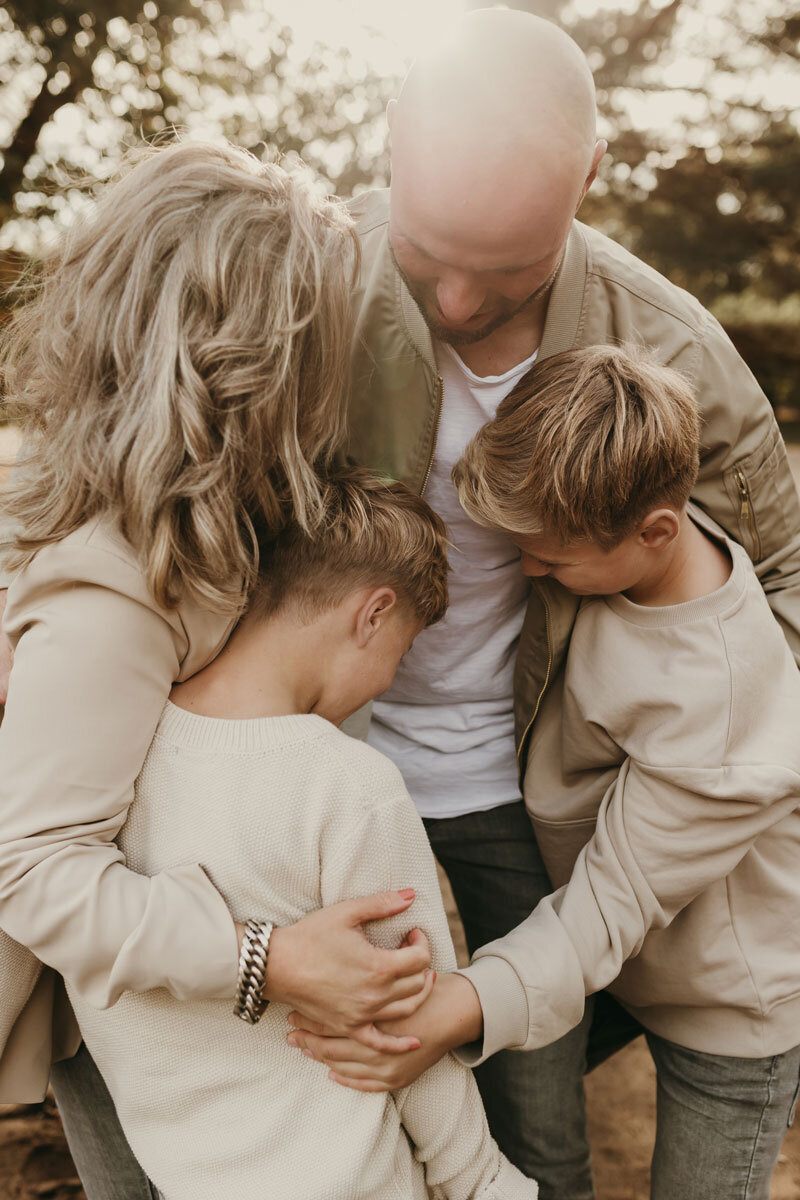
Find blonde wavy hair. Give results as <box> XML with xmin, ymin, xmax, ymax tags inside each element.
<box><xmin>1</xmin><ymin>140</ymin><xmax>359</xmax><ymax>613</ymax></box>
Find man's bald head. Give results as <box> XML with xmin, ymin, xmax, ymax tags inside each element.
<box><xmin>388</xmin><ymin>9</ymin><xmax>605</xmax><ymax>344</ymax></box>
<box><xmin>396</xmin><ymin>9</ymin><xmax>597</xmax><ymax>175</ymax></box>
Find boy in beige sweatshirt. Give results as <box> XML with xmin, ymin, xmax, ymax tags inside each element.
<box><xmin>66</xmin><ymin>471</ymin><xmax>537</xmax><ymax>1200</ymax></box>
<box><xmin>451</xmin><ymin>345</ymin><xmax>800</xmax><ymax>1200</ymax></box>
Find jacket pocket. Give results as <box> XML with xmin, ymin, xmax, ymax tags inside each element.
<box><xmin>722</xmin><ymin>422</ymin><xmax>797</xmax><ymax>563</ymax></box>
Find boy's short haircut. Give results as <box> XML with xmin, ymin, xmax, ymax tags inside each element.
<box><xmin>250</xmin><ymin>468</ymin><xmax>449</xmax><ymax>626</ymax></box>
<box><xmin>453</xmin><ymin>344</ymin><xmax>701</xmax><ymax>548</ymax></box>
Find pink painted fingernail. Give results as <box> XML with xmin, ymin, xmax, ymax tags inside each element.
<box><xmin>303</xmin><ymin>1049</ymin><xmax>314</xmax><ymax>1059</ymax></box>
<box><xmin>399</xmin><ymin>888</ymin><xmax>415</xmax><ymax>900</ymax></box>
<box><xmin>287</xmin><ymin>1034</ymin><xmax>298</xmax><ymax>1047</ymax></box>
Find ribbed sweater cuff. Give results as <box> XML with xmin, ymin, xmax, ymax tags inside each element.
<box><xmin>454</xmin><ymin>956</ymin><xmax>529</xmax><ymax>1067</ymax></box>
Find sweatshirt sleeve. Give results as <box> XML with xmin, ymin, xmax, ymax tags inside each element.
<box><xmin>320</xmin><ymin>761</ymin><xmax>537</xmax><ymax>1200</ymax></box>
<box><xmin>460</xmin><ymin>747</ymin><xmax>800</xmax><ymax>1062</ymax></box>
<box><xmin>0</xmin><ymin>541</ymin><xmax>239</xmax><ymax>1008</ymax></box>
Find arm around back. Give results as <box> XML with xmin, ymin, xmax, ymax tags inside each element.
<box><xmin>320</xmin><ymin>753</ymin><xmax>537</xmax><ymax>1198</ymax></box>
<box><xmin>0</xmin><ymin>530</ymin><xmax>240</xmax><ymax>1007</ymax></box>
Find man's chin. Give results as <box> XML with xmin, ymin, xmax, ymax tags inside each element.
<box><xmin>422</xmin><ymin>309</ymin><xmax>512</xmax><ymax>347</ymax></box>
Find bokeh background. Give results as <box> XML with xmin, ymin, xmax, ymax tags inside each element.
<box><xmin>1</xmin><ymin>1</ymin><xmax>800</xmax><ymax>1197</ymax></box>
<box><xmin>1</xmin><ymin>0</ymin><xmax>800</xmax><ymax>430</ymax></box>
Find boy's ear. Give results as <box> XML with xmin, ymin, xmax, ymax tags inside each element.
<box><xmin>638</xmin><ymin>508</ymin><xmax>681</xmax><ymax>550</ymax></box>
<box><xmin>355</xmin><ymin>587</ymin><xmax>398</xmax><ymax>648</ymax></box>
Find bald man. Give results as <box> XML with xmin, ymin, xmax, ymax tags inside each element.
<box><xmin>2</xmin><ymin>10</ymin><xmax>800</xmax><ymax>1200</ymax></box>
<box><xmin>316</xmin><ymin>9</ymin><xmax>800</xmax><ymax>1199</ymax></box>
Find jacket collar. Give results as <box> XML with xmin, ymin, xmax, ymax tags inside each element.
<box><xmin>398</xmin><ymin>268</ymin><xmax>436</xmax><ymax>371</ymax></box>
<box><xmin>539</xmin><ymin>222</ymin><xmax>588</xmax><ymax>360</ymax></box>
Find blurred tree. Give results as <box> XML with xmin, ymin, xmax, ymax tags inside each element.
<box><xmin>0</xmin><ymin>0</ymin><xmax>396</xmax><ymax>241</ymax></box>
<box><xmin>490</xmin><ymin>0</ymin><xmax>800</xmax><ymax>423</ymax></box>
<box><xmin>0</xmin><ymin>0</ymin><xmax>219</xmax><ymax>222</ymax></box>
<box><xmin>1</xmin><ymin>0</ymin><xmax>799</xmax><ymax>419</ymax></box>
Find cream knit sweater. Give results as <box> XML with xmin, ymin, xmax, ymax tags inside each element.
<box><xmin>67</xmin><ymin>705</ymin><xmax>537</xmax><ymax>1200</ymax></box>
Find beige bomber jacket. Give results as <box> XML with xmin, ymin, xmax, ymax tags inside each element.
<box><xmin>1</xmin><ymin>188</ymin><xmax>799</xmax><ymax>1100</ymax></box>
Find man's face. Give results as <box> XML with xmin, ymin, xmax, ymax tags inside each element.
<box><xmin>389</xmin><ymin>231</ymin><xmax>562</xmax><ymax>347</ymax></box>
<box><xmin>387</xmin><ymin>125</ymin><xmax>583</xmax><ymax>346</ymax></box>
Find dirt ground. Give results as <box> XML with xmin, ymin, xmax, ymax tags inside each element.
<box><xmin>1</xmin><ymin>432</ymin><xmax>800</xmax><ymax>1197</ymax></box>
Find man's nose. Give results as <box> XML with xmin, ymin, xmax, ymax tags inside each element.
<box><xmin>435</xmin><ymin>271</ymin><xmax>486</xmax><ymax>324</ymax></box>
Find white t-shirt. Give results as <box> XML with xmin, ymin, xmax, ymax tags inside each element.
<box><xmin>368</xmin><ymin>341</ymin><xmax>537</xmax><ymax>819</ymax></box>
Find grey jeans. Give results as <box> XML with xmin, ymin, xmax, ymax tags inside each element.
<box><xmin>50</xmin><ymin>1042</ymin><xmax>156</xmax><ymax>1200</ymax></box>
<box><xmin>425</xmin><ymin>799</ymin><xmax>800</xmax><ymax>1200</ymax></box>
<box><xmin>52</xmin><ymin>799</ymin><xmax>800</xmax><ymax>1200</ymax></box>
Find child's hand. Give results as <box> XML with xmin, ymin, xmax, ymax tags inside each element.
<box><xmin>286</xmin><ymin>972</ymin><xmax>484</xmax><ymax>1092</ymax></box>
<box><xmin>262</xmin><ymin>890</ymin><xmax>432</xmax><ymax>1032</ymax></box>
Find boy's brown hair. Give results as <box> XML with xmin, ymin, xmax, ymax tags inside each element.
<box><xmin>250</xmin><ymin>468</ymin><xmax>449</xmax><ymax>626</ymax></box>
<box><xmin>453</xmin><ymin>344</ymin><xmax>701</xmax><ymax>548</ymax></box>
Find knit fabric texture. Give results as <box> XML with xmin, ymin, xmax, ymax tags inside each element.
<box><xmin>68</xmin><ymin>706</ymin><xmax>537</xmax><ymax>1200</ymax></box>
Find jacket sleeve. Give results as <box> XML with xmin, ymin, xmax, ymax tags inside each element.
<box><xmin>684</xmin><ymin>312</ymin><xmax>800</xmax><ymax>664</ymax></box>
<box><xmin>0</xmin><ymin>541</ymin><xmax>239</xmax><ymax>1008</ymax></box>
<box><xmin>458</xmin><ymin>750</ymin><xmax>800</xmax><ymax>1062</ymax></box>
<box><xmin>320</xmin><ymin>777</ymin><xmax>537</xmax><ymax>1200</ymax></box>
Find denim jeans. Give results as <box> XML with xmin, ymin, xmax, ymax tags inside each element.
<box><xmin>50</xmin><ymin>1042</ymin><xmax>157</xmax><ymax>1200</ymax></box>
<box><xmin>425</xmin><ymin>799</ymin><xmax>800</xmax><ymax>1200</ymax></box>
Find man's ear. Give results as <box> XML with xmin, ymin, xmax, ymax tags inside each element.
<box><xmin>355</xmin><ymin>587</ymin><xmax>397</xmax><ymax>648</ymax></box>
<box><xmin>638</xmin><ymin>508</ymin><xmax>680</xmax><ymax>550</ymax></box>
<box><xmin>576</xmin><ymin>138</ymin><xmax>607</xmax><ymax>210</ymax></box>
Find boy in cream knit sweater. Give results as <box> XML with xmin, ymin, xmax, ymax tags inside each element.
<box><xmin>66</xmin><ymin>472</ymin><xmax>537</xmax><ymax>1200</ymax></box>
<box><xmin>451</xmin><ymin>345</ymin><xmax>800</xmax><ymax>1199</ymax></box>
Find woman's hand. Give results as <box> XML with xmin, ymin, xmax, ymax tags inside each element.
<box><xmin>247</xmin><ymin>890</ymin><xmax>433</xmax><ymax>1037</ymax></box>
<box><xmin>285</xmin><ymin>971</ymin><xmax>484</xmax><ymax>1092</ymax></box>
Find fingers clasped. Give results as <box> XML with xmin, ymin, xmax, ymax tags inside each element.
<box><xmin>285</xmin><ymin>1029</ymin><xmax>413</xmax><ymax>1092</ymax></box>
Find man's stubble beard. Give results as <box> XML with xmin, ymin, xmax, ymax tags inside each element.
<box><xmin>389</xmin><ymin>247</ymin><xmax>562</xmax><ymax>348</ymax></box>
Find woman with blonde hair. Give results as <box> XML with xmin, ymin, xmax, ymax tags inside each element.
<box><xmin>0</xmin><ymin>141</ymin><xmax>431</xmax><ymax>1199</ymax></box>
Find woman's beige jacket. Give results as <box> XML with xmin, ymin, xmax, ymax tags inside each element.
<box><xmin>0</xmin><ymin>520</ymin><xmax>239</xmax><ymax>1100</ymax></box>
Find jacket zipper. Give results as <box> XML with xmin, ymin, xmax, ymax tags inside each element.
<box><xmin>516</xmin><ymin>584</ymin><xmax>553</xmax><ymax>777</ymax></box>
<box><xmin>420</xmin><ymin>375</ymin><xmax>444</xmax><ymax>497</ymax></box>
<box><xmin>734</xmin><ymin>466</ymin><xmax>761</xmax><ymax>559</ymax></box>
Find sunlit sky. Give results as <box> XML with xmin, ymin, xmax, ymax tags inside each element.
<box><xmin>1</xmin><ymin>0</ymin><xmax>798</xmax><ymax>250</ymax></box>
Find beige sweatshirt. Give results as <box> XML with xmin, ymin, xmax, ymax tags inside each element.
<box><xmin>67</xmin><ymin>704</ymin><xmax>537</xmax><ymax>1200</ymax></box>
<box><xmin>460</xmin><ymin>525</ymin><xmax>800</xmax><ymax>1063</ymax></box>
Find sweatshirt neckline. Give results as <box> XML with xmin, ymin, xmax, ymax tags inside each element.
<box><xmin>603</xmin><ymin>538</ymin><xmax>748</xmax><ymax>628</ymax></box>
<box><xmin>156</xmin><ymin>702</ymin><xmax>334</xmax><ymax>752</ymax></box>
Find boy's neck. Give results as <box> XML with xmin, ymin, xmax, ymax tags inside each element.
<box><xmin>625</xmin><ymin>513</ymin><xmax>731</xmax><ymax>607</ymax></box>
<box><xmin>170</xmin><ymin>610</ymin><xmax>326</xmax><ymax>720</ymax></box>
